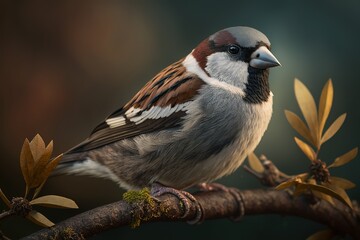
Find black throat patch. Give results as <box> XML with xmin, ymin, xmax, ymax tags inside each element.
<box><xmin>243</xmin><ymin>68</ymin><xmax>270</xmax><ymax>104</ymax></box>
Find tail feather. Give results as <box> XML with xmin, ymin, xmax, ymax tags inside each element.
<box><xmin>51</xmin><ymin>152</ymin><xmax>87</xmax><ymax>176</ymax></box>
<box><xmin>52</xmin><ymin>154</ymin><xmax>120</xmax><ymax>184</ymax></box>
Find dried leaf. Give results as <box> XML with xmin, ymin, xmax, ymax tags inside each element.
<box><xmin>308</xmin><ymin>178</ymin><xmax>316</xmax><ymax>185</ymax></box>
<box><xmin>294</xmin><ymin>137</ymin><xmax>316</xmax><ymax>161</ymax></box>
<box><xmin>294</xmin><ymin>79</ymin><xmax>319</xmax><ymax>146</ymax></box>
<box><xmin>27</xmin><ymin>210</ymin><xmax>54</xmax><ymax>227</ymax></box>
<box><xmin>329</xmin><ymin>176</ymin><xmax>356</xmax><ymax>189</ymax></box>
<box><xmin>39</xmin><ymin>154</ymin><xmax>63</xmax><ymax>185</ymax></box>
<box><xmin>321</xmin><ymin>113</ymin><xmax>346</xmax><ymax>144</ymax></box>
<box><xmin>318</xmin><ymin>79</ymin><xmax>333</xmax><ymax>137</ymax></box>
<box><xmin>0</xmin><ymin>188</ymin><xmax>11</xmax><ymax>207</ymax></box>
<box><xmin>20</xmin><ymin>138</ymin><xmax>34</xmax><ymax>186</ymax></box>
<box><xmin>30</xmin><ymin>195</ymin><xmax>78</xmax><ymax>209</ymax></box>
<box><xmin>43</xmin><ymin>141</ymin><xmax>53</xmax><ymax>162</ymax></box>
<box><xmin>312</xmin><ymin>190</ymin><xmax>335</xmax><ymax>206</ymax></box>
<box><xmin>275</xmin><ymin>180</ymin><xmax>296</xmax><ymax>190</ymax></box>
<box><xmin>323</xmin><ymin>184</ymin><xmax>353</xmax><ymax>208</ymax></box>
<box><xmin>285</xmin><ymin>110</ymin><xmax>315</xmax><ymax>146</ymax></box>
<box><xmin>306</xmin><ymin>229</ymin><xmax>334</xmax><ymax>240</ymax></box>
<box><xmin>329</xmin><ymin>147</ymin><xmax>358</xmax><ymax>168</ymax></box>
<box><xmin>30</xmin><ymin>141</ymin><xmax>54</xmax><ymax>188</ymax></box>
<box><xmin>29</xmin><ymin>134</ymin><xmax>46</xmax><ymax>161</ymax></box>
<box><xmin>308</xmin><ymin>179</ymin><xmax>333</xmax><ymax>206</ymax></box>
<box><xmin>297</xmin><ymin>173</ymin><xmax>309</xmax><ymax>181</ymax></box>
<box><xmin>305</xmin><ymin>183</ymin><xmax>352</xmax><ymax>208</ymax></box>
<box><xmin>248</xmin><ymin>152</ymin><xmax>264</xmax><ymax>173</ymax></box>
<box><xmin>293</xmin><ymin>183</ymin><xmax>308</xmax><ymax>196</ymax></box>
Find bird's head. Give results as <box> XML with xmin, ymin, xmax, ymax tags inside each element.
<box><xmin>190</xmin><ymin>26</ymin><xmax>281</xmax><ymax>103</ymax></box>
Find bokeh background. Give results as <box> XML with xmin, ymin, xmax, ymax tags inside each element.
<box><xmin>1</xmin><ymin>0</ymin><xmax>359</xmax><ymax>239</ymax></box>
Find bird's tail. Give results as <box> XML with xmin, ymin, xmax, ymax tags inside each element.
<box><xmin>51</xmin><ymin>152</ymin><xmax>87</xmax><ymax>177</ymax></box>
<box><xmin>51</xmin><ymin>152</ymin><xmax>117</xmax><ymax>183</ymax></box>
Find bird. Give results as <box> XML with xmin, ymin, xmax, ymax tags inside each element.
<box><xmin>55</xmin><ymin>26</ymin><xmax>280</xmax><ymax>220</ymax></box>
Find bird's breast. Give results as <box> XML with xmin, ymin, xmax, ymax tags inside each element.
<box><xmin>189</xmin><ymin>88</ymin><xmax>273</xmax><ymax>183</ymax></box>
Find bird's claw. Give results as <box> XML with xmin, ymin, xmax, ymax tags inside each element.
<box><xmin>151</xmin><ymin>183</ymin><xmax>203</xmax><ymax>224</ymax></box>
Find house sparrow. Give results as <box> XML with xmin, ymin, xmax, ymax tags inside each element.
<box><xmin>55</xmin><ymin>26</ymin><xmax>280</xmax><ymax>220</ymax></box>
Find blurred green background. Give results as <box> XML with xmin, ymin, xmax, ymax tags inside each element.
<box><xmin>0</xmin><ymin>0</ymin><xmax>359</xmax><ymax>239</ymax></box>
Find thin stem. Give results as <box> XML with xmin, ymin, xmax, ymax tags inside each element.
<box><xmin>24</xmin><ymin>186</ymin><xmax>29</xmax><ymax>199</ymax></box>
<box><xmin>315</xmin><ymin>147</ymin><xmax>321</xmax><ymax>160</ymax></box>
<box><xmin>0</xmin><ymin>210</ymin><xmax>13</xmax><ymax>222</ymax></box>
<box><xmin>32</xmin><ymin>182</ymin><xmax>45</xmax><ymax>200</ymax></box>
<box><xmin>243</xmin><ymin>165</ymin><xmax>263</xmax><ymax>179</ymax></box>
<box><xmin>0</xmin><ymin>189</ymin><xmax>10</xmax><ymax>208</ymax></box>
<box><xmin>0</xmin><ymin>230</ymin><xmax>11</xmax><ymax>240</ymax></box>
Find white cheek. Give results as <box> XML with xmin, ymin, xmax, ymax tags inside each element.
<box><xmin>205</xmin><ymin>52</ymin><xmax>249</xmax><ymax>90</ymax></box>
<box><xmin>183</xmin><ymin>54</ymin><xmax>245</xmax><ymax>97</ymax></box>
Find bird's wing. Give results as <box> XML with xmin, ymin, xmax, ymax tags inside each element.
<box><xmin>66</xmin><ymin>58</ymin><xmax>204</xmax><ymax>154</ymax></box>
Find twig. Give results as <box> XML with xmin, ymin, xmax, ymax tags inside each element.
<box><xmin>23</xmin><ymin>188</ymin><xmax>360</xmax><ymax>239</ymax></box>
<box><xmin>244</xmin><ymin>154</ymin><xmax>291</xmax><ymax>187</ymax></box>
<box><xmin>0</xmin><ymin>211</ymin><xmax>13</xmax><ymax>222</ymax></box>
<box><xmin>0</xmin><ymin>230</ymin><xmax>11</xmax><ymax>240</ymax></box>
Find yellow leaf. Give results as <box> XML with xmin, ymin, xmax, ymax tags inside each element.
<box><xmin>323</xmin><ymin>184</ymin><xmax>353</xmax><ymax>209</ymax></box>
<box><xmin>329</xmin><ymin>147</ymin><xmax>358</xmax><ymax>168</ymax></box>
<box><xmin>305</xmin><ymin>183</ymin><xmax>352</xmax><ymax>208</ymax></box>
<box><xmin>312</xmin><ymin>190</ymin><xmax>335</xmax><ymax>206</ymax></box>
<box><xmin>294</xmin><ymin>79</ymin><xmax>319</xmax><ymax>146</ymax></box>
<box><xmin>0</xmin><ymin>188</ymin><xmax>11</xmax><ymax>207</ymax></box>
<box><xmin>294</xmin><ymin>137</ymin><xmax>316</xmax><ymax>161</ymax></box>
<box><xmin>306</xmin><ymin>229</ymin><xmax>334</xmax><ymax>240</ymax></box>
<box><xmin>247</xmin><ymin>152</ymin><xmax>264</xmax><ymax>173</ymax></box>
<box><xmin>329</xmin><ymin>176</ymin><xmax>356</xmax><ymax>189</ymax></box>
<box><xmin>27</xmin><ymin>210</ymin><xmax>54</xmax><ymax>227</ymax></box>
<box><xmin>293</xmin><ymin>183</ymin><xmax>308</xmax><ymax>196</ymax></box>
<box><xmin>44</xmin><ymin>141</ymin><xmax>53</xmax><ymax>160</ymax></box>
<box><xmin>39</xmin><ymin>154</ymin><xmax>63</xmax><ymax>185</ymax></box>
<box><xmin>275</xmin><ymin>180</ymin><xmax>296</xmax><ymax>190</ymax></box>
<box><xmin>318</xmin><ymin>79</ymin><xmax>333</xmax><ymax>138</ymax></box>
<box><xmin>308</xmin><ymin>178</ymin><xmax>316</xmax><ymax>185</ymax></box>
<box><xmin>29</xmin><ymin>134</ymin><xmax>46</xmax><ymax>161</ymax></box>
<box><xmin>284</xmin><ymin>110</ymin><xmax>315</xmax><ymax>146</ymax></box>
<box><xmin>30</xmin><ymin>141</ymin><xmax>54</xmax><ymax>188</ymax></box>
<box><xmin>297</xmin><ymin>173</ymin><xmax>309</xmax><ymax>181</ymax></box>
<box><xmin>30</xmin><ymin>195</ymin><xmax>78</xmax><ymax>209</ymax></box>
<box><xmin>321</xmin><ymin>113</ymin><xmax>346</xmax><ymax>144</ymax></box>
<box><xmin>20</xmin><ymin>138</ymin><xmax>34</xmax><ymax>186</ymax></box>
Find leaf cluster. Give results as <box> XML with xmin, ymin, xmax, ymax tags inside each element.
<box><xmin>278</xmin><ymin>79</ymin><xmax>357</xmax><ymax>209</ymax></box>
<box><xmin>247</xmin><ymin>79</ymin><xmax>358</xmax><ymax>240</ymax></box>
<box><xmin>0</xmin><ymin>134</ymin><xmax>78</xmax><ymax>227</ymax></box>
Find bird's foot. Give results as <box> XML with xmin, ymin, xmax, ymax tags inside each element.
<box><xmin>150</xmin><ymin>183</ymin><xmax>203</xmax><ymax>224</ymax></box>
<box><xmin>198</xmin><ymin>182</ymin><xmax>245</xmax><ymax>221</ymax></box>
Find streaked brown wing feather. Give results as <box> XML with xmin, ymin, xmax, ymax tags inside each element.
<box><xmin>66</xmin><ymin>59</ymin><xmax>204</xmax><ymax>154</ymax></box>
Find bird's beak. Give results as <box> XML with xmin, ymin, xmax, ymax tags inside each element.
<box><xmin>250</xmin><ymin>46</ymin><xmax>281</xmax><ymax>69</ymax></box>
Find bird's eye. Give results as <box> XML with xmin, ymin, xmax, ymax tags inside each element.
<box><xmin>227</xmin><ymin>45</ymin><xmax>240</xmax><ymax>55</ymax></box>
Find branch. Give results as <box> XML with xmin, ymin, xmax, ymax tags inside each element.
<box><xmin>23</xmin><ymin>188</ymin><xmax>360</xmax><ymax>240</ymax></box>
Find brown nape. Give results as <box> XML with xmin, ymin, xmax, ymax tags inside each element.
<box><xmin>211</xmin><ymin>30</ymin><xmax>237</xmax><ymax>46</ymax></box>
<box><xmin>193</xmin><ymin>30</ymin><xmax>237</xmax><ymax>71</ymax></box>
<box><xmin>192</xmin><ymin>38</ymin><xmax>215</xmax><ymax>70</ymax></box>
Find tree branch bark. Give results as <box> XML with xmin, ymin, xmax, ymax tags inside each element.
<box><xmin>23</xmin><ymin>188</ymin><xmax>360</xmax><ymax>240</ymax></box>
